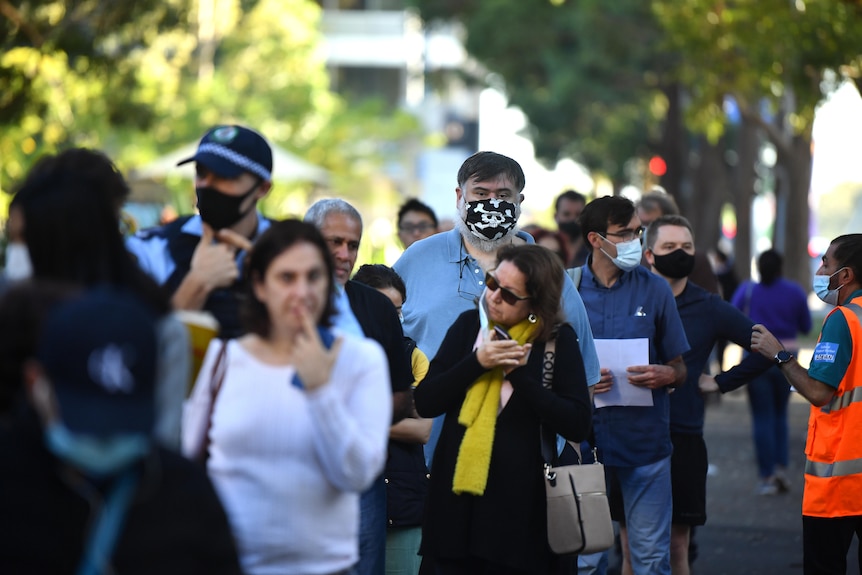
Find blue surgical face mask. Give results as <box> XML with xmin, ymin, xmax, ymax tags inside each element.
<box><xmin>4</xmin><ymin>242</ymin><xmax>32</xmax><ymax>281</ymax></box>
<box><xmin>600</xmin><ymin>236</ymin><xmax>642</xmax><ymax>272</ymax></box>
<box><xmin>813</xmin><ymin>267</ymin><xmax>846</xmax><ymax>306</ymax></box>
<box><xmin>44</xmin><ymin>423</ymin><xmax>150</xmax><ymax>479</ymax></box>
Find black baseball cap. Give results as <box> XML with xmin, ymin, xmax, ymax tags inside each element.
<box><xmin>178</xmin><ymin>124</ymin><xmax>273</xmax><ymax>181</ymax></box>
<box><xmin>36</xmin><ymin>289</ymin><xmax>158</xmax><ymax>437</ymax></box>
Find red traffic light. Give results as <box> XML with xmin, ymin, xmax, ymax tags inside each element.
<box><xmin>648</xmin><ymin>156</ymin><xmax>667</xmax><ymax>177</ymax></box>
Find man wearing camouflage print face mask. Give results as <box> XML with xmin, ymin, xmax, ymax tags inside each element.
<box><xmin>394</xmin><ymin>151</ymin><xmax>600</xmax><ymax>470</ymax></box>
<box><xmin>127</xmin><ymin>125</ymin><xmax>273</xmax><ymax>338</ymax></box>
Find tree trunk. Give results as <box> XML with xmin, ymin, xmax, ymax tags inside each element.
<box><xmin>732</xmin><ymin>118</ymin><xmax>759</xmax><ymax>283</ymax></box>
<box><xmin>774</xmin><ymin>136</ymin><xmax>813</xmax><ymax>289</ymax></box>
<box><xmin>660</xmin><ymin>83</ymin><xmax>685</xmax><ymax>201</ymax></box>
<box><xmin>689</xmin><ymin>136</ymin><xmax>726</xmax><ymax>253</ymax></box>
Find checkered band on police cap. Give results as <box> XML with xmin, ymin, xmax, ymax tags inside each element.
<box><xmin>177</xmin><ymin>125</ymin><xmax>273</xmax><ymax>180</ymax></box>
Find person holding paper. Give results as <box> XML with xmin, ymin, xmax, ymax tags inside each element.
<box><xmin>571</xmin><ymin>196</ymin><xmax>689</xmax><ymax>575</ymax></box>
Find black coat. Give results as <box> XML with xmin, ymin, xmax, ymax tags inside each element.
<box><xmin>346</xmin><ymin>280</ymin><xmax>413</xmax><ymax>397</ymax></box>
<box><xmin>413</xmin><ymin>311</ymin><xmax>592</xmax><ymax>573</ymax></box>
<box><xmin>0</xmin><ymin>412</ymin><xmax>242</xmax><ymax>575</ymax></box>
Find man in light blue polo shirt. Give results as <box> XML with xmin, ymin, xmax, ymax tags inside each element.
<box><xmin>127</xmin><ymin>125</ymin><xmax>273</xmax><ymax>338</ymax></box>
<box><xmin>393</xmin><ymin>151</ymin><xmax>600</xmax><ymax>469</ymax></box>
<box><xmin>573</xmin><ymin>195</ymin><xmax>689</xmax><ymax>575</ymax></box>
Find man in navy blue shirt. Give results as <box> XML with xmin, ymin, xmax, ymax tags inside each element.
<box><xmin>644</xmin><ymin>215</ymin><xmax>773</xmax><ymax>574</ymax></box>
<box><xmin>574</xmin><ymin>196</ymin><xmax>689</xmax><ymax>575</ymax></box>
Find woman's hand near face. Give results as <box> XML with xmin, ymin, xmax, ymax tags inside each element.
<box><xmin>292</xmin><ymin>304</ymin><xmax>343</xmax><ymax>391</ymax></box>
<box><xmin>475</xmin><ymin>328</ymin><xmax>532</xmax><ymax>371</ymax></box>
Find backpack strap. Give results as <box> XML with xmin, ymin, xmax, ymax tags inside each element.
<box><xmin>566</xmin><ymin>266</ymin><xmax>583</xmax><ymax>290</ymax></box>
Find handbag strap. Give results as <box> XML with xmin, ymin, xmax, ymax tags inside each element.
<box><xmin>198</xmin><ymin>339</ymin><xmax>229</xmax><ymax>464</ymax></box>
<box><xmin>539</xmin><ymin>331</ymin><xmax>596</xmax><ymax>466</ymax></box>
<box><xmin>540</xmin><ymin>337</ymin><xmax>561</xmax><ymax>466</ymax></box>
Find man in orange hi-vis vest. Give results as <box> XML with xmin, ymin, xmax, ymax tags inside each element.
<box><xmin>751</xmin><ymin>233</ymin><xmax>862</xmax><ymax>575</ymax></box>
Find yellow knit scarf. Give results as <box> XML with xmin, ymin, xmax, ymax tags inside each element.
<box><xmin>452</xmin><ymin>316</ymin><xmax>541</xmax><ymax>495</ymax></box>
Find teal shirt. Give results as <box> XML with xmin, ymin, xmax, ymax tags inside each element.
<box><xmin>808</xmin><ymin>289</ymin><xmax>862</xmax><ymax>389</ymax></box>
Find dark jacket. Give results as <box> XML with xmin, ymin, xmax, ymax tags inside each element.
<box><xmin>671</xmin><ymin>281</ymin><xmax>774</xmax><ymax>434</ymax></box>
<box><xmin>0</xmin><ymin>411</ymin><xmax>242</xmax><ymax>575</ymax></box>
<box><xmin>137</xmin><ymin>215</ymin><xmax>260</xmax><ymax>339</ymax></box>
<box><xmin>414</xmin><ymin>311</ymin><xmax>592</xmax><ymax>573</ymax></box>
<box><xmin>346</xmin><ymin>279</ymin><xmax>413</xmax><ymax>420</ymax></box>
<box><xmin>386</xmin><ymin>337</ymin><xmax>429</xmax><ymax>528</ymax></box>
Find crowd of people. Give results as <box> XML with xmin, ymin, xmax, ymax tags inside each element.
<box><xmin>0</xmin><ymin>122</ymin><xmax>860</xmax><ymax>575</ymax></box>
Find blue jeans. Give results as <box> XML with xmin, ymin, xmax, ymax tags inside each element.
<box><xmin>353</xmin><ymin>474</ymin><xmax>387</xmax><ymax>575</ymax></box>
<box><xmin>579</xmin><ymin>457</ymin><xmax>672</xmax><ymax>575</ymax></box>
<box><xmin>746</xmin><ymin>365</ymin><xmax>791</xmax><ymax>479</ymax></box>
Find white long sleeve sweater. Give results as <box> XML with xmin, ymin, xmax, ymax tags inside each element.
<box><xmin>182</xmin><ymin>334</ymin><xmax>391</xmax><ymax>575</ymax></box>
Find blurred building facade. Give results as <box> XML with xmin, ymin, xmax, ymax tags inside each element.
<box><xmin>316</xmin><ymin>0</ymin><xmax>481</xmax><ymax>222</ymax></box>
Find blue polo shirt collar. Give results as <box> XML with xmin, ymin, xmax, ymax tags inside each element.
<box><xmin>582</xmin><ymin>255</ymin><xmax>633</xmax><ymax>289</ymax></box>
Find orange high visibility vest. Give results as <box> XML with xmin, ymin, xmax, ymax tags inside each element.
<box><xmin>803</xmin><ymin>298</ymin><xmax>862</xmax><ymax>517</ymax></box>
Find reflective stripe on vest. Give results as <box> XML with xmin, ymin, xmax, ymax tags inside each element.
<box><xmin>805</xmin><ymin>457</ymin><xmax>862</xmax><ymax>478</ymax></box>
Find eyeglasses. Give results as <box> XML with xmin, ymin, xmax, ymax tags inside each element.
<box><xmin>603</xmin><ymin>228</ymin><xmax>643</xmax><ymax>243</ymax></box>
<box><xmin>398</xmin><ymin>222</ymin><xmax>435</xmax><ymax>234</ymax></box>
<box><xmin>485</xmin><ymin>273</ymin><xmax>530</xmax><ymax>306</ymax></box>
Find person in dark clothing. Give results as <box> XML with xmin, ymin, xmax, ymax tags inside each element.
<box><xmin>0</xmin><ymin>287</ymin><xmax>241</xmax><ymax>575</ymax></box>
<box><xmin>128</xmin><ymin>124</ymin><xmax>274</xmax><ymax>338</ymax></box>
<box><xmin>643</xmin><ymin>215</ymin><xmax>774</xmax><ymax>574</ymax></box>
<box><xmin>415</xmin><ymin>244</ymin><xmax>592</xmax><ymax>575</ymax></box>
<box><xmin>11</xmin><ymin>147</ymin><xmax>190</xmax><ymax>449</ymax></box>
<box><xmin>305</xmin><ymin>198</ymin><xmax>414</xmax><ymax>575</ymax></box>
<box><xmin>353</xmin><ymin>263</ymin><xmax>433</xmax><ymax>575</ymax></box>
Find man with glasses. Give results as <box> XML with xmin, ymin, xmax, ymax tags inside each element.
<box><xmin>397</xmin><ymin>198</ymin><xmax>439</xmax><ymax>249</ymax></box>
<box><xmin>393</xmin><ymin>151</ymin><xmax>600</xmax><ymax>470</ymax></box>
<box><xmin>573</xmin><ymin>195</ymin><xmax>689</xmax><ymax>575</ymax></box>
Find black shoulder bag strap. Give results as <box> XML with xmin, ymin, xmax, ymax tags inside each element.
<box><xmin>539</xmin><ymin>332</ymin><xmax>597</xmax><ymax>466</ymax></box>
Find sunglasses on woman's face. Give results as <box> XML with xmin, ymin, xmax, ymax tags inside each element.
<box><xmin>484</xmin><ymin>273</ymin><xmax>530</xmax><ymax>306</ymax></box>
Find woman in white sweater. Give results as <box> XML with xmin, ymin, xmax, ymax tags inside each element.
<box><xmin>183</xmin><ymin>220</ymin><xmax>392</xmax><ymax>575</ymax></box>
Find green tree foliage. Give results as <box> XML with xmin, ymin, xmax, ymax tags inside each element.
<box><xmin>1</xmin><ymin>0</ymin><xmax>421</xmax><ymax>226</ymax></box>
<box><xmin>411</xmin><ymin>0</ymin><xmax>670</xmax><ymax>182</ymax></box>
<box><xmin>654</xmin><ymin>0</ymin><xmax>862</xmax><ymax>142</ymax></box>
<box><xmin>653</xmin><ymin>0</ymin><xmax>862</xmax><ymax>285</ymax></box>
<box><xmin>0</xmin><ymin>0</ymin><xmax>189</xmax><ymax>185</ymax></box>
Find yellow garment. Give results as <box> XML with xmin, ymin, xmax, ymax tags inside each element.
<box><xmin>411</xmin><ymin>346</ymin><xmax>430</xmax><ymax>388</ymax></box>
<box><xmin>452</xmin><ymin>317</ymin><xmax>541</xmax><ymax>495</ymax></box>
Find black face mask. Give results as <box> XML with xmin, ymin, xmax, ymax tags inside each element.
<box><xmin>196</xmin><ymin>180</ymin><xmax>259</xmax><ymax>230</ymax></box>
<box><xmin>652</xmin><ymin>248</ymin><xmax>696</xmax><ymax>279</ymax></box>
<box><xmin>558</xmin><ymin>220</ymin><xmax>582</xmax><ymax>242</ymax></box>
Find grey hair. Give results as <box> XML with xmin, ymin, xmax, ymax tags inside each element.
<box><xmin>304</xmin><ymin>198</ymin><xmax>363</xmax><ymax>230</ymax></box>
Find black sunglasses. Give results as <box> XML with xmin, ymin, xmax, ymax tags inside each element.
<box><xmin>485</xmin><ymin>273</ymin><xmax>530</xmax><ymax>306</ymax></box>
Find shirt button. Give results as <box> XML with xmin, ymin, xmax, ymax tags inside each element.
<box><xmin>384</xmin><ymin>478</ymin><xmax>389</xmax><ymax>484</ymax></box>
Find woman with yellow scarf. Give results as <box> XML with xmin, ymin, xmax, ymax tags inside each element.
<box><xmin>414</xmin><ymin>244</ymin><xmax>593</xmax><ymax>575</ymax></box>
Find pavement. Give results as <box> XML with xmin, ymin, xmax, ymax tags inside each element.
<box><xmin>677</xmin><ymin>387</ymin><xmax>857</xmax><ymax>574</ymax></box>
<box><xmin>693</xmin><ymin>388</ymin><xmax>811</xmax><ymax>574</ymax></box>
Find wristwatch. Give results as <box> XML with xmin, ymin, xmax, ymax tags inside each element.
<box><xmin>774</xmin><ymin>350</ymin><xmax>794</xmax><ymax>366</ymax></box>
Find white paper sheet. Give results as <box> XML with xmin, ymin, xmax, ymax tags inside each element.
<box><xmin>593</xmin><ymin>338</ymin><xmax>654</xmax><ymax>408</ymax></box>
